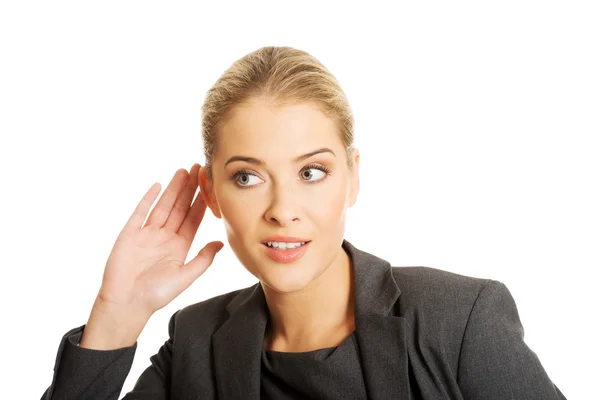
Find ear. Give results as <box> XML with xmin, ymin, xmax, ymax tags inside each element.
<box><xmin>198</xmin><ymin>166</ymin><xmax>222</xmax><ymax>219</ymax></box>
<box><xmin>348</xmin><ymin>148</ymin><xmax>360</xmax><ymax>208</ymax></box>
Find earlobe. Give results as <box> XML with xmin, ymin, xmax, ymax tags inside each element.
<box><xmin>198</xmin><ymin>166</ymin><xmax>222</xmax><ymax>219</ymax></box>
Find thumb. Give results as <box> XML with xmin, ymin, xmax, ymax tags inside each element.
<box><xmin>180</xmin><ymin>241</ymin><xmax>224</xmax><ymax>286</ymax></box>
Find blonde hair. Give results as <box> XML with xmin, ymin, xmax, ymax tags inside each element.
<box><xmin>201</xmin><ymin>46</ymin><xmax>355</xmax><ymax>180</ymax></box>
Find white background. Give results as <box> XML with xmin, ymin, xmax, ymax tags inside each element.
<box><xmin>1</xmin><ymin>1</ymin><xmax>598</xmax><ymax>398</ymax></box>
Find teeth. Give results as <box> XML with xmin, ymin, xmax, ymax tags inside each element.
<box><xmin>266</xmin><ymin>241</ymin><xmax>307</xmax><ymax>249</ymax></box>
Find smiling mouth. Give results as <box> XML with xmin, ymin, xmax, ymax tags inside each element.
<box><xmin>261</xmin><ymin>240</ymin><xmax>311</xmax><ymax>263</ymax></box>
<box><xmin>262</xmin><ymin>241</ymin><xmax>310</xmax><ymax>250</ymax></box>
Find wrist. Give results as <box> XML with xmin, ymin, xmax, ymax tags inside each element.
<box><xmin>79</xmin><ymin>296</ymin><xmax>151</xmax><ymax>350</ymax></box>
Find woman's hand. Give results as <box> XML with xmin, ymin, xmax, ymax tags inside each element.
<box><xmin>98</xmin><ymin>163</ymin><xmax>223</xmax><ymax>319</ymax></box>
<box><xmin>80</xmin><ymin>163</ymin><xmax>222</xmax><ymax>350</ymax></box>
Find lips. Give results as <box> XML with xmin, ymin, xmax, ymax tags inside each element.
<box><xmin>261</xmin><ymin>240</ymin><xmax>311</xmax><ymax>263</ymax></box>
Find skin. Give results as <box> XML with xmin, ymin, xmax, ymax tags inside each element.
<box><xmin>198</xmin><ymin>96</ymin><xmax>360</xmax><ymax>352</ymax></box>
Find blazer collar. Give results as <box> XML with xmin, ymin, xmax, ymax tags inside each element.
<box><xmin>211</xmin><ymin>239</ymin><xmax>409</xmax><ymax>399</ymax></box>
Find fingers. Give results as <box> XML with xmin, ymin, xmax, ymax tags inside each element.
<box><xmin>144</xmin><ymin>168</ymin><xmax>189</xmax><ymax>229</ymax></box>
<box><xmin>163</xmin><ymin>164</ymin><xmax>201</xmax><ymax>233</ymax></box>
<box><xmin>179</xmin><ymin>241</ymin><xmax>224</xmax><ymax>289</ymax></box>
<box><xmin>178</xmin><ymin>183</ymin><xmax>208</xmax><ymax>243</ymax></box>
<box><xmin>123</xmin><ymin>182</ymin><xmax>162</xmax><ymax>233</ymax></box>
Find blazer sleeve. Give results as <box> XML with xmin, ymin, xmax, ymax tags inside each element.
<box><xmin>456</xmin><ymin>280</ymin><xmax>567</xmax><ymax>399</ymax></box>
<box><xmin>41</xmin><ymin>310</ymin><xmax>179</xmax><ymax>400</ymax></box>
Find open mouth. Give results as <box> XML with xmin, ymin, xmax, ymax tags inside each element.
<box><xmin>261</xmin><ymin>240</ymin><xmax>311</xmax><ymax>263</ymax></box>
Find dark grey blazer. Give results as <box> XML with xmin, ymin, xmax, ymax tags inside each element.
<box><xmin>42</xmin><ymin>239</ymin><xmax>567</xmax><ymax>399</ymax></box>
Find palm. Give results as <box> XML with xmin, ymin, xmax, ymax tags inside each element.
<box><xmin>98</xmin><ymin>164</ymin><xmax>223</xmax><ymax>316</ymax></box>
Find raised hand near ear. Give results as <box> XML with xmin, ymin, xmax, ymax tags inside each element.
<box><xmin>80</xmin><ymin>163</ymin><xmax>223</xmax><ymax>350</ymax></box>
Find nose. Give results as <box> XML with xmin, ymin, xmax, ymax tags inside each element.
<box><xmin>263</xmin><ymin>183</ymin><xmax>300</xmax><ymax>227</ymax></box>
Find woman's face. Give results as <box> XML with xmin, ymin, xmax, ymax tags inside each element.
<box><xmin>199</xmin><ymin>97</ymin><xmax>360</xmax><ymax>294</ymax></box>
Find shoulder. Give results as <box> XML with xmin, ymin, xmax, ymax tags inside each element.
<box><xmin>391</xmin><ymin>265</ymin><xmax>491</xmax><ymax>301</ymax></box>
<box><xmin>391</xmin><ymin>266</ymin><xmax>515</xmax><ymax>314</ymax></box>
<box><xmin>390</xmin><ymin>267</ymin><xmax>511</xmax><ymax>371</ymax></box>
<box><xmin>391</xmin><ymin>266</ymin><xmax>497</xmax><ymax>332</ymax></box>
<box><xmin>390</xmin><ymin>266</ymin><xmax>519</xmax><ymax>343</ymax></box>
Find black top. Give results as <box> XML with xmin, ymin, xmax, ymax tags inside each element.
<box><xmin>261</xmin><ymin>332</ymin><xmax>368</xmax><ymax>399</ymax></box>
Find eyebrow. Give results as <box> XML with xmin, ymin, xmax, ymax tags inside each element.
<box><xmin>224</xmin><ymin>147</ymin><xmax>336</xmax><ymax>167</ymax></box>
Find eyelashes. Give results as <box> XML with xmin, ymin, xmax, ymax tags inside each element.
<box><xmin>230</xmin><ymin>163</ymin><xmax>331</xmax><ymax>188</ymax></box>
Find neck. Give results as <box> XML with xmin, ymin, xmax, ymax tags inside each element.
<box><xmin>262</xmin><ymin>246</ymin><xmax>355</xmax><ymax>352</ymax></box>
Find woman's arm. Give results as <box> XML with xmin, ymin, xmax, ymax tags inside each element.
<box><xmin>40</xmin><ymin>310</ymin><xmax>178</xmax><ymax>400</ymax></box>
<box><xmin>456</xmin><ymin>280</ymin><xmax>567</xmax><ymax>399</ymax></box>
<box><xmin>41</xmin><ymin>165</ymin><xmax>221</xmax><ymax>399</ymax></box>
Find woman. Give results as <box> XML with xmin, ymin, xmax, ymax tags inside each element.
<box><xmin>41</xmin><ymin>46</ymin><xmax>566</xmax><ymax>399</ymax></box>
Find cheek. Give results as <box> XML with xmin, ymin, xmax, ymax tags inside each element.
<box><xmin>312</xmin><ymin>179</ymin><xmax>348</xmax><ymax>224</ymax></box>
<box><xmin>218</xmin><ymin>194</ymin><xmax>262</xmax><ymax>275</ymax></box>
<box><xmin>219</xmin><ymin>196</ymin><xmax>257</xmax><ymax>238</ymax></box>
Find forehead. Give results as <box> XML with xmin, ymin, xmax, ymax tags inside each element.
<box><xmin>214</xmin><ymin>98</ymin><xmax>342</xmax><ymax>160</ymax></box>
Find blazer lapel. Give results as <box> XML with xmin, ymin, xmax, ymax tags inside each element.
<box><xmin>211</xmin><ymin>283</ymin><xmax>268</xmax><ymax>400</ymax></box>
<box><xmin>343</xmin><ymin>240</ymin><xmax>411</xmax><ymax>400</ymax></box>
<box><xmin>211</xmin><ymin>240</ymin><xmax>410</xmax><ymax>399</ymax></box>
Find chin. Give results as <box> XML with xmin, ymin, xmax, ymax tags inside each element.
<box><xmin>258</xmin><ymin>264</ymin><xmax>321</xmax><ymax>294</ymax></box>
